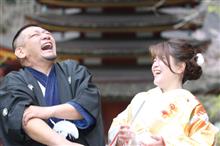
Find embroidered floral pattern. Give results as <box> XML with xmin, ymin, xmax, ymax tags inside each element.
<box><xmin>161</xmin><ymin>103</ymin><xmax>177</xmax><ymax>118</ymax></box>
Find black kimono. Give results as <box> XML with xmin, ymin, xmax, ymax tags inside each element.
<box><xmin>0</xmin><ymin>60</ymin><xmax>105</xmax><ymax>146</ymax></box>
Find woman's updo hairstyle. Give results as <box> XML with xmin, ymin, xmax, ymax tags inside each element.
<box><xmin>150</xmin><ymin>39</ymin><xmax>203</xmax><ymax>83</ymax></box>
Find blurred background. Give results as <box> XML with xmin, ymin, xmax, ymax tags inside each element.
<box><xmin>0</xmin><ymin>0</ymin><xmax>220</xmax><ymax>144</ymax></box>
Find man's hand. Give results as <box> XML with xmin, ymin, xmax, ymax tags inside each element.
<box><xmin>23</xmin><ymin>105</ymin><xmax>54</xmax><ymax>126</ymax></box>
<box><xmin>22</xmin><ymin>118</ymin><xmax>84</xmax><ymax>146</ymax></box>
<box><xmin>48</xmin><ymin>140</ymin><xmax>85</xmax><ymax>146</ymax></box>
<box><xmin>23</xmin><ymin>103</ymin><xmax>83</xmax><ymax>126</ymax></box>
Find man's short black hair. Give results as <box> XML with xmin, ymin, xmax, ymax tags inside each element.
<box><xmin>12</xmin><ymin>24</ymin><xmax>39</xmax><ymax>51</ymax></box>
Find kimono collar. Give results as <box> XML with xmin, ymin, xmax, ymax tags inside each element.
<box><xmin>25</xmin><ymin>66</ymin><xmax>55</xmax><ymax>87</ymax></box>
<box><xmin>25</xmin><ymin>65</ymin><xmax>60</xmax><ymax>106</ymax></box>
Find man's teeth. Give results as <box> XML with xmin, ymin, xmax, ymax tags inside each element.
<box><xmin>42</xmin><ymin>43</ymin><xmax>52</xmax><ymax>50</ymax></box>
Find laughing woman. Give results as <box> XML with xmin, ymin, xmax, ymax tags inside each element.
<box><xmin>108</xmin><ymin>39</ymin><xmax>219</xmax><ymax>146</ymax></box>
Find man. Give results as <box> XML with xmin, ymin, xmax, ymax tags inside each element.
<box><xmin>0</xmin><ymin>24</ymin><xmax>105</xmax><ymax>146</ymax></box>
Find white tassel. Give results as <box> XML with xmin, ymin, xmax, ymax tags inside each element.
<box><xmin>53</xmin><ymin>120</ymin><xmax>79</xmax><ymax>140</ymax></box>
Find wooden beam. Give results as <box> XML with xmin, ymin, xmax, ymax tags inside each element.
<box><xmin>36</xmin><ymin>0</ymin><xmax>197</xmax><ymax>8</ymax></box>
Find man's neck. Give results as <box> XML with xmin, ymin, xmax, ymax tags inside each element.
<box><xmin>29</xmin><ymin>62</ymin><xmax>54</xmax><ymax>75</ymax></box>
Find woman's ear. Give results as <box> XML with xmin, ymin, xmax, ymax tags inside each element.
<box><xmin>176</xmin><ymin>62</ymin><xmax>186</xmax><ymax>74</ymax></box>
<box><xmin>15</xmin><ymin>47</ymin><xmax>26</xmax><ymax>59</ymax></box>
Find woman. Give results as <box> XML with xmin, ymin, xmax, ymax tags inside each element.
<box><xmin>108</xmin><ymin>39</ymin><xmax>218</xmax><ymax>146</ymax></box>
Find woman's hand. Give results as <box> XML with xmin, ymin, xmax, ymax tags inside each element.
<box><xmin>139</xmin><ymin>135</ymin><xmax>165</xmax><ymax>146</ymax></box>
<box><xmin>116</xmin><ymin>125</ymin><xmax>135</xmax><ymax>146</ymax></box>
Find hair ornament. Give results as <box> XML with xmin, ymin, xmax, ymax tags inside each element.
<box><xmin>196</xmin><ymin>53</ymin><xmax>204</xmax><ymax>66</ymax></box>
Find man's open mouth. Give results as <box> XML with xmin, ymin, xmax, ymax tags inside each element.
<box><xmin>41</xmin><ymin>42</ymin><xmax>53</xmax><ymax>50</ymax></box>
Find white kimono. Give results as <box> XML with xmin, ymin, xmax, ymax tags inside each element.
<box><xmin>108</xmin><ymin>87</ymin><xmax>219</xmax><ymax>146</ymax></box>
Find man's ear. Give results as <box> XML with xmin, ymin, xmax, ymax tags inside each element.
<box><xmin>15</xmin><ymin>47</ymin><xmax>26</xmax><ymax>59</ymax></box>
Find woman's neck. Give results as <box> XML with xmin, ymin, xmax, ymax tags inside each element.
<box><xmin>161</xmin><ymin>82</ymin><xmax>183</xmax><ymax>93</ymax></box>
